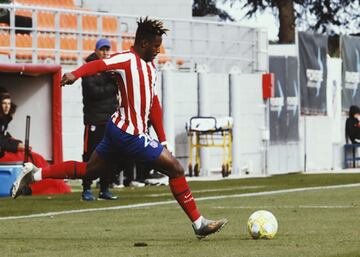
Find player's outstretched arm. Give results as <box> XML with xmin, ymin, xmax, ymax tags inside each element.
<box><xmin>60</xmin><ymin>72</ymin><xmax>76</xmax><ymax>86</ymax></box>
<box><xmin>61</xmin><ymin>52</ymin><xmax>132</xmax><ymax>87</ymax></box>
<box><xmin>63</xmin><ymin>54</ymin><xmax>130</xmax><ymax>86</ymax></box>
<box><xmin>60</xmin><ymin>60</ymin><xmax>112</xmax><ymax>86</ymax></box>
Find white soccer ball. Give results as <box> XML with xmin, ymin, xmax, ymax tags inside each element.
<box><xmin>247</xmin><ymin>210</ymin><xmax>278</xmax><ymax>239</ymax></box>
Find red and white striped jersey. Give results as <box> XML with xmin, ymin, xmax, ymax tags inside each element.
<box><xmin>73</xmin><ymin>48</ymin><xmax>158</xmax><ymax>136</ymax></box>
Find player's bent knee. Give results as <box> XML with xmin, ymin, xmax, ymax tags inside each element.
<box><xmin>172</xmin><ymin>161</ymin><xmax>184</xmax><ymax>178</ymax></box>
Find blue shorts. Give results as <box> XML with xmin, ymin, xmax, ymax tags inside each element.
<box><xmin>95</xmin><ymin>121</ymin><xmax>163</xmax><ymax>163</ymax></box>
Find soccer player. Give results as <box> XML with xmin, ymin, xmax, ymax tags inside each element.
<box><xmin>12</xmin><ymin>17</ymin><xmax>228</xmax><ymax>239</ymax></box>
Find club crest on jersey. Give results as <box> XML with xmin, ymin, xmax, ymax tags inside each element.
<box><xmin>150</xmin><ymin>140</ymin><xmax>158</xmax><ymax>148</ymax></box>
<box><xmin>139</xmin><ymin>134</ymin><xmax>158</xmax><ymax>148</ymax></box>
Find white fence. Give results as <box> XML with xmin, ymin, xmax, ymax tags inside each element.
<box><xmin>0</xmin><ymin>3</ymin><xmax>268</xmax><ymax>73</ymax></box>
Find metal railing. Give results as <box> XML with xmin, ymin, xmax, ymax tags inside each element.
<box><xmin>0</xmin><ymin>3</ymin><xmax>268</xmax><ymax>72</ymax></box>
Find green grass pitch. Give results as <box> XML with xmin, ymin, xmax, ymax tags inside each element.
<box><xmin>0</xmin><ymin>173</ymin><xmax>360</xmax><ymax>257</ymax></box>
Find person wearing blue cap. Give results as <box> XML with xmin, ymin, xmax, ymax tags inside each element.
<box><xmin>95</xmin><ymin>38</ymin><xmax>111</xmax><ymax>55</ymax></box>
<box><xmin>80</xmin><ymin>38</ymin><xmax>118</xmax><ymax>201</ymax></box>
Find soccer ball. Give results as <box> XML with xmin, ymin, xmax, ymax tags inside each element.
<box><xmin>247</xmin><ymin>210</ymin><xmax>278</xmax><ymax>239</ymax></box>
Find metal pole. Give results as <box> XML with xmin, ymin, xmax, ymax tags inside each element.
<box><xmin>54</xmin><ymin>11</ymin><xmax>60</xmax><ymax>64</ymax></box>
<box><xmin>77</xmin><ymin>14</ymin><xmax>83</xmax><ymax>66</ymax></box>
<box><xmin>198</xmin><ymin>64</ymin><xmax>210</xmax><ymax>176</ymax></box>
<box><xmin>32</xmin><ymin>10</ymin><xmax>38</xmax><ymax>63</ymax></box>
<box><xmin>162</xmin><ymin>62</ymin><xmax>176</xmax><ymax>154</ymax></box>
<box><xmin>9</xmin><ymin>6</ymin><xmax>15</xmax><ymax>62</ymax></box>
<box><xmin>229</xmin><ymin>66</ymin><xmax>241</xmax><ymax>176</ymax></box>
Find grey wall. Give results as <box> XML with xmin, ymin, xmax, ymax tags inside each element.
<box><xmin>171</xmin><ymin>72</ymin><xmax>198</xmax><ymax>169</ymax></box>
<box><xmin>61</xmin><ymin>66</ymin><xmax>84</xmax><ymax>161</ymax></box>
<box><xmin>231</xmin><ymin>74</ymin><xmax>267</xmax><ymax>176</ymax></box>
<box><xmin>206</xmin><ymin>73</ymin><xmax>230</xmax><ymax>172</ymax></box>
<box><xmin>0</xmin><ymin>74</ymin><xmax>53</xmax><ymax>160</ymax></box>
<box><xmin>268</xmin><ymin>144</ymin><xmax>302</xmax><ymax>174</ymax></box>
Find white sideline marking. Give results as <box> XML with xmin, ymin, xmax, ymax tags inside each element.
<box><xmin>214</xmin><ymin>205</ymin><xmax>358</xmax><ymax>209</ymax></box>
<box><xmin>1</xmin><ymin>183</ymin><xmax>360</xmax><ymax>221</ymax></box>
<box><xmin>147</xmin><ymin>185</ymin><xmax>265</xmax><ymax>197</ymax></box>
<box><xmin>71</xmin><ymin>185</ymin><xmax>265</xmax><ymax>195</ymax></box>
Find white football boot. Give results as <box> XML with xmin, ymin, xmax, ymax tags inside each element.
<box><xmin>11</xmin><ymin>162</ymin><xmax>39</xmax><ymax>199</ymax></box>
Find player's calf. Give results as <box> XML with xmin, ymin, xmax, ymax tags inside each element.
<box><xmin>12</xmin><ymin>161</ymin><xmax>88</xmax><ymax>199</ymax></box>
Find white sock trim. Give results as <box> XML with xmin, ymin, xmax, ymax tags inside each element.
<box><xmin>193</xmin><ymin>215</ymin><xmax>203</xmax><ymax>230</ymax></box>
<box><xmin>33</xmin><ymin>168</ymin><xmax>42</xmax><ymax>181</ymax></box>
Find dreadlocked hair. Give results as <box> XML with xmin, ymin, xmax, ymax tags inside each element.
<box><xmin>135</xmin><ymin>17</ymin><xmax>169</xmax><ymax>45</ymax></box>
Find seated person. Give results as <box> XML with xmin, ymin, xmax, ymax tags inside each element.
<box><xmin>345</xmin><ymin>105</ymin><xmax>360</xmax><ymax>143</ymax></box>
<box><xmin>0</xmin><ymin>91</ymin><xmax>23</xmax><ymax>157</ymax></box>
<box><xmin>0</xmin><ymin>89</ymin><xmax>71</xmax><ymax>195</ymax></box>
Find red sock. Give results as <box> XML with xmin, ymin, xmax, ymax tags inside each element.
<box><xmin>169</xmin><ymin>176</ymin><xmax>201</xmax><ymax>222</ymax></box>
<box><xmin>42</xmin><ymin>161</ymin><xmax>87</xmax><ymax>179</ymax></box>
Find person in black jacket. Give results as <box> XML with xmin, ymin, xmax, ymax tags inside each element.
<box><xmin>0</xmin><ymin>90</ymin><xmax>25</xmax><ymax>157</ymax></box>
<box><xmin>345</xmin><ymin>105</ymin><xmax>360</xmax><ymax>143</ymax></box>
<box><xmin>81</xmin><ymin>38</ymin><xmax>118</xmax><ymax>201</ymax></box>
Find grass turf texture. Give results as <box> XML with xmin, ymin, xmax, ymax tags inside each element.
<box><xmin>0</xmin><ymin>173</ymin><xmax>359</xmax><ymax>257</ymax></box>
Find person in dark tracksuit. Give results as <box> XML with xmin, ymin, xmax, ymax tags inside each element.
<box><xmin>0</xmin><ymin>89</ymin><xmax>25</xmax><ymax>157</ymax></box>
<box><xmin>81</xmin><ymin>38</ymin><xmax>118</xmax><ymax>201</ymax></box>
<box><xmin>345</xmin><ymin>105</ymin><xmax>360</xmax><ymax>144</ymax></box>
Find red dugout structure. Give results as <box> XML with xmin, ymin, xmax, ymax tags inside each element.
<box><xmin>0</xmin><ymin>63</ymin><xmax>62</xmax><ymax>164</ymax></box>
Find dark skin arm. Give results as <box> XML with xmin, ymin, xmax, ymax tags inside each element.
<box><xmin>60</xmin><ymin>72</ymin><xmax>77</xmax><ymax>86</ymax></box>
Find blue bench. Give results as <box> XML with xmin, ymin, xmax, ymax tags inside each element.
<box><xmin>0</xmin><ymin>164</ymin><xmax>23</xmax><ymax>197</ymax></box>
<box><xmin>344</xmin><ymin>143</ymin><xmax>360</xmax><ymax>168</ymax></box>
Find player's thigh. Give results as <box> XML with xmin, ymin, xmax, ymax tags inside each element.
<box><xmin>151</xmin><ymin>148</ymin><xmax>184</xmax><ymax>178</ymax></box>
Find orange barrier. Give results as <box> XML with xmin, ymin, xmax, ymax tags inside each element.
<box><xmin>83</xmin><ymin>37</ymin><xmax>96</xmax><ymax>52</ymax></box>
<box><xmin>15</xmin><ymin>33</ymin><xmax>32</xmax><ymax>59</ymax></box>
<box><xmin>60</xmin><ymin>36</ymin><xmax>77</xmax><ymax>60</ymax></box>
<box><xmin>60</xmin><ymin>13</ymin><xmax>77</xmax><ymax>31</ymax></box>
<box><xmin>121</xmin><ymin>33</ymin><xmax>134</xmax><ymax>50</ymax></box>
<box><xmin>38</xmin><ymin>11</ymin><xmax>55</xmax><ymax>30</ymax></box>
<box><xmin>0</xmin><ymin>31</ymin><xmax>178</xmax><ymax>65</ymax></box>
<box><xmin>121</xmin><ymin>38</ymin><xmax>133</xmax><ymax>51</ymax></box>
<box><xmin>0</xmin><ymin>33</ymin><xmax>10</xmax><ymax>47</ymax></box>
<box><xmin>15</xmin><ymin>9</ymin><xmax>32</xmax><ymax>18</ymax></box>
<box><xmin>38</xmin><ymin>33</ymin><xmax>55</xmax><ymax>59</ymax></box>
<box><xmin>158</xmin><ymin>44</ymin><xmax>172</xmax><ymax>64</ymax></box>
<box><xmin>109</xmin><ymin>38</ymin><xmax>118</xmax><ymax>52</ymax></box>
<box><xmin>0</xmin><ymin>32</ymin><xmax>10</xmax><ymax>56</ymax></box>
<box><xmin>14</xmin><ymin>0</ymin><xmax>118</xmax><ymax>34</ymax></box>
<box><xmin>38</xmin><ymin>13</ymin><xmax>118</xmax><ymax>33</ymax></box>
<box><xmin>102</xmin><ymin>16</ymin><xmax>118</xmax><ymax>34</ymax></box>
<box><xmin>176</xmin><ymin>58</ymin><xmax>185</xmax><ymax>66</ymax></box>
<box><xmin>16</xmin><ymin>0</ymin><xmax>76</xmax><ymax>9</ymax></box>
<box><xmin>82</xmin><ymin>15</ymin><xmax>97</xmax><ymax>32</ymax></box>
